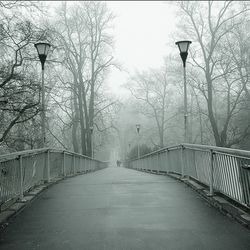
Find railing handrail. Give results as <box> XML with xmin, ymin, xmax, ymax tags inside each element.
<box><xmin>0</xmin><ymin>148</ymin><xmax>107</xmax><ymax>163</ymax></box>
<box><xmin>126</xmin><ymin>143</ymin><xmax>250</xmax><ymax>162</ymax></box>
<box><xmin>126</xmin><ymin>144</ymin><xmax>182</xmax><ymax>162</ymax></box>
<box><xmin>0</xmin><ymin>148</ymin><xmax>49</xmax><ymax>162</ymax></box>
<box><xmin>0</xmin><ymin>147</ymin><xmax>108</xmax><ymax>208</ymax></box>
<box><xmin>182</xmin><ymin>143</ymin><xmax>250</xmax><ymax>158</ymax></box>
<box><xmin>125</xmin><ymin>142</ymin><xmax>250</xmax><ymax>208</ymax></box>
<box><xmin>49</xmin><ymin>148</ymin><xmax>100</xmax><ymax>161</ymax></box>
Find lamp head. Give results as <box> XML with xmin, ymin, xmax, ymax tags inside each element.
<box><xmin>175</xmin><ymin>40</ymin><xmax>192</xmax><ymax>67</ymax></box>
<box><xmin>136</xmin><ymin>124</ymin><xmax>141</xmax><ymax>133</ymax></box>
<box><xmin>90</xmin><ymin>126</ymin><xmax>93</xmax><ymax>134</ymax></box>
<box><xmin>35</xmin><ymin>42</ymin><xmax>51</xmax><ymax>69</ymax></box>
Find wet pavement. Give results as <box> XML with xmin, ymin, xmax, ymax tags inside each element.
<box><xmin>0</xmin><ymin>166</ymin><xmax>249</xmax><ymax>250</ymax></box>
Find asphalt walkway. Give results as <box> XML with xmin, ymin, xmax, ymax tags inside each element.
<box><xmin>0</xmin><ymin>166</ymin><xmax>249</xmax><ymax>250</ymax></box>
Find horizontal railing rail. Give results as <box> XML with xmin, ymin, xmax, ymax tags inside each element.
<box><xmin>124</xmin><ymin>143</ymin><xmax>250</xmax><ymax>209</ymax></box>
<box><xmin>0</xmin><ymin>148</ymin><xmax>108</xmax><ymax>210</ymax></box>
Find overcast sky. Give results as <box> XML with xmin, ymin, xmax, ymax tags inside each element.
<box><xmin>48</xmin><ymin>1</ymin><xmax>178</xmax><ymax>97</ymax></box>
<box><xmin>105</xmin><ymin>1</ymin><xmax>178</xmax><ymax>97</ymax></box>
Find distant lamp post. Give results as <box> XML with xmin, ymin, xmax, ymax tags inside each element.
<box><xmin>175</xmin><ymin>40</ymin><xmax>192</xmax><ymax>143</ymax></box>
<box><xmin>136</xmin><ymin>124</ymin><xmax>141</xmax><ymax>159</ymax></box>
<box><xmin>35</xmin><ymin>42</ymin><xmax>51</xmax><ymax>148</ymax></box>
<box><xmin>90</xmin><ymin>126</ymin><xmax>94</xmax><ymax>159</ymax></box>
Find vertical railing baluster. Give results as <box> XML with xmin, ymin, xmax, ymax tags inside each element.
<box><xmin>181</xmin><ymin>146</ymin><xmax>185</xmax><ymax>178</ymax></box>
<box><xmin>209</xmin><ymin>149</ymin><xmax>214</xmax><ymax>196</ymax></box>
<box><xmin>63</xmin><ymin>151</ymin><xmax>66</xmax><ymax>177</ymax></box>
<box><xmin>73</xmin><ymin>154</ymin><xmax>76</xmax><ymax>175</ymax></box>
<box><xmin>19</xmin><ymin>155</ymin><xmax>24</xmax><ymax>200</ymax></box>
<box><xmin>186</xmin><ymin>149</ymin><xmax>190</xmax><ymax>181</ymax></box>
<box><xmin>84</xmin><ymin>158</ymin><xmax>86</xmax><ymax>173</ymax></box>
<box><xmin>166</xmin><ymin>150</ymin><xmax>169</xmax><ymax>173</ymax></box>
<box><xmin>157</xmin><ymin>153</ymin><xmax>159</xmax><ymax>173</ymax></box>
<box><xmin>46</xmin><ymin>150</ymin><xmax>50</xmax><ymax>182</ymax></box>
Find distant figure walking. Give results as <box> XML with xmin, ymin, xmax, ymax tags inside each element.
<box><xmin>116</xmin><ymin>160</ymin><xmax>121</xmax><ymax>167</ymax></box>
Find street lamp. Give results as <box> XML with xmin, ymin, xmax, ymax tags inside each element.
<box><xmin>136</xmin><ymin>124</ymin><xmax>141</xmax><ymax>159</ymax></box>
<box><xmin>35</xmin><ymin>42</ymin><xmax>51</xmax><ymax>148</ymax></box>
<box><xmin>90</xmin><ymin>126</ymin><xmax>94</xmax><ymax>159</ymax></box>
<box><xmin>175</xmin><ymin>40</ymin><xmax>192</xmax><ymax>143</ymax></box>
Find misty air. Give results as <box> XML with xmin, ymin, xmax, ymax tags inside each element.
<box><xmin>0</xmin><ymin>1</ymin><xmax>250</xmax><ymax>249</ymax></box>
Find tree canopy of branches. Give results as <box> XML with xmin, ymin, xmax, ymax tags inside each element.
<box><xmin>127</xmin><ymin>62</ymin><xmax>177</xmax><ymax>148</ymax></box>
<box><xmin>177</xmin><ymin>1</ymin><xmax>250</xmax><ymax>147</ymax></box>
<box><xmin>0</xmin><ymin>2</ymin><xmax>48</xmax><ymax>151</ymax></box>
<box><xmin>51</xmin><ymin>1</ymin><xmax>115</xmax><ymax>156</ymax></box>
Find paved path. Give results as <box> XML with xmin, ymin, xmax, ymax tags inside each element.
<box><xmin>0</xmin><ymin>166</ymin><xmax>249</xmax><ymax>250</ymax></box>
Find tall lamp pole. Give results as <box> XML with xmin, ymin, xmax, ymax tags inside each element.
<box><xmin>35</xmin><ymin>42</ymin><xmax>51</xmax><ymax>148</ymax></box>
<box><xmin>136</xmin><ymin>124</ymin><xmax>141</xmax><ymax>159</ymax></box>
<box><xmin>175</xmin><ymin>40</ymin><xmax>192</xmax><ymax>143</ymax></box>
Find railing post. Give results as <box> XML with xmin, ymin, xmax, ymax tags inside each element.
<box><xmin>209</xmin><ymin>149</ymin><xmax>214</xmax><ymax>196</ymax></box>
<box><xmin>62</xmin><ymin>151</ymin><xmax>66</xmax><ymax>177</ymax></box>
<box><xmin>73</xmin><ymin>154</ymin><xmax>76</xmax><ymax>175</ymax></box>
<box><xmin>186</xmin><ymin>149</ymin><xmax>190</xmax><ymax>181</ymax></box>
<box><xmin>46</xmin><ymin>149</ymin><xmax>50</xmax><ymax>182</ymax></box>
<box><xmin>19</xmin><ymin>155</ymin><xmax>24</xmax><ymax>200</ymax></box>
<box><xmin>166</xmin><ymin>149</ymin><xmax>169</xmax><ymax>173</ymax></box>
<box><xmin>181</xmin><ymin>146</ymin><xmax>185</xmax><ymax>178</ymax></box>
<box><xmin>80</xmin><ymin>156</ymin><xmax>83</xmax><ymax>172</ymax></box>
<box><xmin>157</xmin><ymin>153</ymin><xmax>160</xmax><ymax>173</ymax></box>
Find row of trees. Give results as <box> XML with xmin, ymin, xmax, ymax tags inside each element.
<box><xmin>121</xmin><ymin>1</ymin><xmax>250</xmax><ymax>159</ymax></box>
<box><xmin>0</xmin><ymin>1</ymin><xmax>49</xmax><ymax>152</ymax></box>
<box><xmin>178</xmin><ymin>1</ymin><xmax>250</xmax><ymax>147</ymax></box>
<box><xmin>0</xmin><ymin>1</ymin><xmax>118</xmax><ymax>158</ymax></box>
<box><xmin>1</xmin><ymin>1</ymin><xmax>250</xmax><ymax>159</ymax></box>
<box><xmin>49</xmin><ymin>2</ymin><xmax>116</xmax><ymax>156</ymax></box>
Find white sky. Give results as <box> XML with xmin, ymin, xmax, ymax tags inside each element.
<box><xmin>105</xmin><ymin>1</ymin><xmax>178</xmax><ymax>97</ymax></box>
<box><xmin>47</xmin><ymin>1</ymin><xmax>178</xmax><ymax>97</ymax></box>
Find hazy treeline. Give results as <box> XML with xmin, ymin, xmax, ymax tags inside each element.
<box><xmin>0</xmin><ymin>1</ymin><xmax>119</xmax><ymax>158</ymax></box>
<box><xmin>0</xmin><ymin>1</ymin><xmax>250</xmax><ymax>160</ymax></box>
<box><xmin>118</xmin><ymin>1</ymin><xmax>250</xmax><ymax>159</ymax></box>
<box><xmin>48</xmin><ymin>2</ymin><xmax>118</xmax><ymax>158</ymax></box>
<box><xmin>0</xmin><ymin>1</ymin><xmax>49</xmax><ymax>152</ymax></box>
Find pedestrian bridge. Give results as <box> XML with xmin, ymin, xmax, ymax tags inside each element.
<box><xmin>0</xmin><ymin>144</ymin><xmax>250</xmax><ymax>249</ymax></box>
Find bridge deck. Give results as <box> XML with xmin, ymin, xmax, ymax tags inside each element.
<box><xmin>0</xmin><ymin>166</ymin><xmax>249</xmax><ymax>250</ymax></box>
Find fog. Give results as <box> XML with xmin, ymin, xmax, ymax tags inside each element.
<box><xmin>0</xmin><ymin>1</ymin><xmax>250</xmax><ymax>162</ymax></box>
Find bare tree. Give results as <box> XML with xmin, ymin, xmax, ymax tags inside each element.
<box><xmin>51</xmin><ymin>1</ymin><xmax>115</xmax><ymax>156</ymax></box>
<box><xmin>127</xmin><ymin>64</ymin><xmax>176</xmax><ymax>148</ymax></box>
<box><xmin>0</xmin><ymin>4</ymin><xmax>49</xmax><ymax>150</ymax></box>
<box><xmin>177</xmin><ymin>1</ymin><xmax>250</xmax><ymax>147</ymax></box>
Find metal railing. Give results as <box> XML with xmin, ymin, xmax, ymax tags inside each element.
<box><xmin>124</xmin><ymin>143</ymin><xmax>250</xmax><ymax>208</ymax></box>
<box><xmin>0</xmin><ymin>148</ymin><xmax>108</xmax><ymax>209</ymax></box>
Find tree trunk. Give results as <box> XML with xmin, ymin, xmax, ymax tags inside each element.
<box><xmin>72</xmin><ymin>82</ymin><xmax>79</xmax><ymax>153</ymax></box>
<box><xmin>87</xmin><ymin>56</ymin><xmax>95</xmax><ymax>157</ymax></box>
<box><xmin>77</xmin><ymin>81</ymin><xmax>86</xmax><ymax>155</ymax></box>
<box><xmin>78</xmin><ymin>70</ymin><xmax>90</xmax><ymax>156</ymax></box>
<box><xmin>159</xmin><ymin>128</ymin><xmax>164</xmax><ymax>148</ymax></box>
<box><xmin>206</xmin><ymin>73</ymin><xmax>221</xmax><ymax>146</ymax></box>
<box><xmin>16</xmin><ymin>124</ymin><xmax>25</xmax><ymax>151</ymax></box>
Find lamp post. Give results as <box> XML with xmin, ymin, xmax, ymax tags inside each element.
<box><xmin>175</xmin><ymin>40</ymin><xmax>192</xmax><ymax>143</ymax></box>
<box><xmin>90</xmin><ymin>126</ymin><xmax>94</xmax><ymax>159</ymax></box>
<box><xmin>34</xmin><ymin>42</ymin><xmax>51</xmax><ymax>148</ymax></box>
<box><xmin>136</xmin><ymin>124</ymin><xmax>141</xmax><ymax>159</ymax></box>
